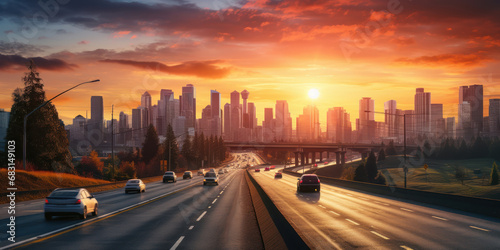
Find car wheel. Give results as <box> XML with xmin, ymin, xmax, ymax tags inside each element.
<box><xmin>125</xmin><ymin>191</ymin><xmax>128</xmax><ymax>194</ymax></box>
<box><xmin>44</xmin><ymin>213</ymin><xmax>52</xmax><ymax>220</ymax></box>
<box><xmin>203</xmin><ymin>183</ymin><xmax>206</xmax><ymax>186</ymax></box>
<box><xmin>163</xmin><ymin>180</ymin><xmax>166</xmax><ymax>183</ymax></box>
<box><xmin>80</xmin><ymin>207</ymin><xmax>87</xmax><ymax>220</ymax></box>
<box><xmin>297</xmin><ymin>186</ymin><xmax>301</xmax><ymax>192</ymax></box>
<box><xmin>317</xmin><ymin>187</ymin><xmax>320</xmax><ymax>192</ymax></box>
<box><xmin>143</xmin><ymin>188</ymin><xmax>146</xmax><ymax>193</ymax></box>
<box><xmin>92</xmin><ymin>205</ymin><xmax>98</xmax><ymax>216</ymax></box>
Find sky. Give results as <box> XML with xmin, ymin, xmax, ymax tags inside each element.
<box><xmin>1</xmin><ymin>0</ymin><xmax>500</xmax><ymax>130</ymax></box>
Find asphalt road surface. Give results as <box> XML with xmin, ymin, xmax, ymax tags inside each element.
<box><xmin>251</xmin><ymin>160</ymin><xmax>500</xmax><ymax>249</ymax></box>
<box><xmin>1</xmin><ymin>155</ymin><xmax>262</xmax><ymax>249</ymax></box>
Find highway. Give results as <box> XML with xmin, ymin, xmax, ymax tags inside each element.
<box><xmin>0</xmin><ymin>154</ymin><xmax>262</xmax><ymax>249</ymax></box>
<box><xmin>250</xmin><ymin>157</ymin><xmax>500</xmax><ymax>249</ymax></box>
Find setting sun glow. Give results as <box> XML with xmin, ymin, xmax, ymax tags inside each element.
<box><xmin>308</xmin><ymin>89</ymin><xmax>320</xmax><ymax>99</ymax></box>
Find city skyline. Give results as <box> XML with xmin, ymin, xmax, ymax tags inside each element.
<box><xmin>1</xmin><ymin>1</ymin><xmax>500</xmax><ymax>129</ymax></box>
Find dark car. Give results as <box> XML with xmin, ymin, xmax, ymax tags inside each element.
<box><xmin>163</xmin><ymin>171</ymin><xmax>177</xmax><ymax>183</ymax></box>
<box><xmin>183</xmin><ymin>171</ymin><xmax>193</xmax><ymax>179</ymax></box>
<box><xmin>297</xmin><ymin>174</ymin><xmax>320</xmax><ymax>192</ymax></box>
<box><xmin>255</xmin><ymin>168</ymin><xmax>260</xmax><ymax>172</ymax></box>
<box><xmin>275</xmin><ymin>172</ymin><xmax>282</xmax><ymax>178</ymax></box>
<box><xmin>264</xmin><ymin>167</ymin><xmax>270</xmax><ymax>171</ymax></box>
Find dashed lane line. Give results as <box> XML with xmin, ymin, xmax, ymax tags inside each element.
<box><xmin>371</xmin><ymin>231</ymin><xmax>390</xmax><ymax>240</ymax></box>
<box><xmin>188</xmin><ymin>226</ymin><xmax>194</xmax><ymax>230</ymax></box>
<box><xmin>346</xmin><ymin>219</ymin><xmax>360</xmax><ymax>226</ymax></box>
<box><xmin>469</xmin><ymin>226</ymin><xmax>490</xmax><ymax>232</ymax></box>
<box><xmin>431</xmin><ymin>216</ymin><xmax>448</xmax><ymax>221</ymax></box>
<box><xmin>170</xmin><ymin>236</ymin><xmax>185</xmax><ymax>250</ymax></box>
<box><xmin>400</xmin><ymin>208</ymin><xmax>414</xmax><ymax>212</ymax></box>
<box><xmin>196</xmin><ymin>211</ymin><xmax>207</xmax><ymax>221</ymax></box>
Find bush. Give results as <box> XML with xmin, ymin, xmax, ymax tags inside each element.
<box><xmin>353</xmin><ymin>163</ymin><xmax>369</xmax><ymax>182</ymax></box>
<box><xmin>490</xmin><ymin>162</ymin><xmax>499</xmax><ymax>186</ymax></box>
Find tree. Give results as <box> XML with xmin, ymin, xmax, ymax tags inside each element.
<box><xmin>353</xmin><ymin>163</ymin><xmax>369</xmax><ymax>182</ymax></box>
<box><xmin>365</xmin><ymin>151</ymin><xmax>378</xmax><ymax>182</ymax></box>
<box><xmin>458</xmin><ymin>139</ymin><xmax>468</xmax><ymax>159</ymax></box>
<box><xmin>377</xmin><ymin>148</ymin><xmax>386</xmax><ymax>161</ymax></box>
<box><xmin>5</xmin><ymin>60</ymin><xmax>73</xmax><ymax>171</ymax></box>
<box><xmin>163</xmin><ymin>124</ymin><xmax>179</xmax><ymax>171</ymax></box>
<box><xmin>471</xmin><ymin>136</ymin><xmax>488</xmax><ymax>158</ymax></box>
<box><xmin>490</xmin><ymin>162</ymin><xmax>499</xmax><ymax>186</ymax></box>
<box><xmin>489</xmin><ymin>138</ymin><xmax>500</xmax><ymax>161</ymax></box>
<box><xmin>76</xmin><ymin>150</ymin><xmax>103</xmax><ymax>178</ymax></box>
<box><xmin>119</xmin><ymin>161</ymin><xmax>136</xmax><ymax>180</ymax></box>
<box><xmin>386</xmin><ymin>140</ymin><xmax>397</xmax><ymax>155</ymax></box>
<box><xmin>455</xmin><ymin>166</ymin><xmax>467</xmax><ymax>185</ymax></box>
<box><xmin>181</xmin><ymin>135</ymin><xmax>194</xmax><ymax>169</ymax></box>
<box><xmin>142</xmin><ymin>124</ymin><xmax>159</xmax><ymax>164</ymax></box>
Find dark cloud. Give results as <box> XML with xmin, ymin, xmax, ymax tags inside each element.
<box><xmin>0</xmin><ymin>54</ymin><xmax>76</xmax><ymax>71</ymax></box>
<box><xmin>0</xmin><ymin>41</ymin><xmax>45</xmax><ymax>56</ymax></box>
<box><xmin>100</xmin><ymin>59</ymin><xmax>230</xmax><ymax>79</ymax></box>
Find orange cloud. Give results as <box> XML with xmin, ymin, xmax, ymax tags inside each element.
<box><xmin>113</xmin><ymin>30</ymin><xmax>131</xmax><ymax>38</ymax></box>
<box><xmin>395</xmin><ymin>53</ymin><xmax>491</xmax><ymax>67</ymax></box>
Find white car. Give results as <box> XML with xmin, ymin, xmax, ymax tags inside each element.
<box><xmin>218</xmin><ymin>169</ymin><xmax>225</xmax><ymax>174</ymax></box>
<box><xmin>125</xmin><ymin>179</ymin><xmax>146</xmax><ymax>193</ymax></box>
<box><xmin>44</xmin><ymin>188</ymin><xmax>98</xmax><ymax>220</ymax></box>
<box><xmin>203</xmin><ymin>172</ymin><xmax>219</xmax><ymax>186</ymax></box>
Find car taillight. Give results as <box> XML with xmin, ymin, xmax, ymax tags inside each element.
<box><xmin>45</xmin><ymin>199</ymin><xmax>48</xmax><ymax>204</ymax></box>
<box><xmin>75</xmin><ymin>199</ymin><xmax>81</xmax><ymax>204</ymax></box>
<box><xmin>317</xmin><ymin>179</ymin><xmax>320</xmax><ymax>183</ymax></box>
<box><xmin>300</xmin><ymin>180</ymin><xmax>303</xmax><ymax>184</ymax></box>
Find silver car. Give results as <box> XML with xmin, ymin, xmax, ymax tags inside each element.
<box><xmin>44</xmin><ymin>188</ymin><xmax>98</xmax><ymax>220</ymax></box>
<box><xmin>125</xmin><ymin>179</ymin><xmax>146</xmax><ymax>193</ymax></box>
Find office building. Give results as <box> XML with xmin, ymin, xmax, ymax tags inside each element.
<box><xmin>459</xmin><ymin>85</ymin><xmax>483</xmax><ymax>136</ymax></box>
<box><xmin>358</xmin><ymin>97</ymin><xmax>375</xmax><ymax>142</ymax></box>
<box><xmin>414</xmin><ymin>88</ymin><xmax>431</xmax><ymax>135</ymax></box>
<box><xmin>180</xmin><ymin>84</ymin><xmax>196</xmax><ymax>128</ymax></box>
<box><xmin>489</xmin><ymin>99</ymin><xmax>500</xmax><ymax>137</ymax></box>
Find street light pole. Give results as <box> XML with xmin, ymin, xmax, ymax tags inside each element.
<box><xmin>23</xmin><ymin>79</ymin><xmax>100</xmax><ymax>170</ymax></box>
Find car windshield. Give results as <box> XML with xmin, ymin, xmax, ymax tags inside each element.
<box><xmin>165</xmin><ymin>173</ymin><xmax>174</xmax><ymax>176</ymax></box>
<box><xmin>205</xmin><ymin>172</ymin><xmax>216</xmax><ymax>177</ymax></box>
<box><xmin>127</xmin><ymin>180</ymin><xmax>140</xmax><ymax>184</ymax></box>
<box><xmin>49</xmin><ymin>191</ymin><xmax>79</xmax><ymax>197</ymax></box>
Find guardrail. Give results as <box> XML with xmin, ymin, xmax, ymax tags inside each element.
<box><xmin>283</xmin><ymin>170</ymin><xmax>500</xmax><ymax>218</ymax></box>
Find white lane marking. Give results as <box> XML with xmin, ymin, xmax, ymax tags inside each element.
<box><xmin>432</xmin><ymin>216</ymin><xmax>448</xmax><ymax>221</ymax></box>
<box><xmin>469</xmin><ymin>226</ymin><xmax>490</xmax><ymax>232</ymax></box>
<box><xmin>0</xmin><ymin>181</ymin><xmax>200</xmax><ymax>250</ymax></box>
<box><xmin>400</xmin><ymin>208</ymin><xmax>414</xmax><ymax>212</ymax></box>
<box><xmin>188</xmin><ymin>226</ymin><xmax>194</xmax><ymax>230</ymax></box>
<box><xmin>318</xmin><ymin>205</ymin><xmax>326</xmax><ymax>209</ymax></box>
<box><xmin>170</xmin><ymin>236</ymin><xmax>185</xmax><ymax>250</ymax></box>
<box><xmin>346</xmin><ymin>194</ymin><xmax>353</xmax><ymax>196</ymax></box>
<box><xmin>359</xmin><ymin>197</ymin><xmax>369</xmax><ymax>201</ymax></box>
<box><xmin>346</xmin><ymin>219</ymin><xmax>360</xmax><ymax>225</ymax></box>
<box><xmin>196</xmin><ymin>211</ymin><xmax>207</xmax><ymax>221</ymax></box>
<box><xmin>371</xmin><ymin>231</ymin><xmax>390</xmax><ymax>240</ymax></box>
<box><xmin>329</xmin><ymin>211</ymin><xmax>340</xmax><ymax>216</ymax></box>
<box><xmin>208</xmin><ymin>206</ymin><xmax>211</xmax><ymax>209</ymax></box>
<box><xmin>212</xmin><ymin>198</ymin><xmax>218</xmax><ymax>204</ymax></box>
<box><xmin>400</xmin><ymin>245</ymin><xmax>413</xmax><ymax>250</ymax></box>
<box><xmin>220</xmin><ymin>191</ymin><xmax>224</xmax><ymax>194</ymax></box>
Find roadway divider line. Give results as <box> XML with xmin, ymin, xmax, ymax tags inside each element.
<box><xmin>346</xmin><ymin>219</ymin><xmax>360</xmax><ymax>226</ymax></box>
<box><xmin>469</xmin><ymin>226</ymin><xmax>489</xmax><ymax>232</ymax></box>
<box><xmin>2</xmin><ymin>181</ymin><xmax>202</xmax><ymax>250</ymax></box>
<box><xmin>169</xmin><ymin>236</ymin><xmax>185</xmax><ymax>250</ymax></box>
<box><xmin>188</xmin><ymin>226</ymin><xmax>194</xmax><ymax>230</ymax></box>
<box><xmin>371</xmin><ymin>231</ymin><xmax>390</xmax><ymax>240</ymax></box>
<box><xmin>212</xmin><ymin>198</ymin><xmax>218</xmax><ymax>204</ymax></box>
<box><xmin>400</xmin><ymin>208</ymin><xmax>414</xmax><ymax>212</ymax></box>
<box><xmin>196</xmin><ymin>211</ymin><xmax>207</xmax><ymax>221</ymax></box>
<box><xmin>329</xmin><ymin>211</ymin><xmax>340</xmax><ymax>216</ymax></box>
<box><xmin>400</xmin><ymin>245</ymin><xmax>414</xmax><ymax>250</ymax></box>
<box><xmin>431</xmin><ymin>216</ymin><xmax>448</xmax><ymax>221</ymax></box>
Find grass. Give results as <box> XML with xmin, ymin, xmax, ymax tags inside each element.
<box><xmin>312</xmin><ymin>156</ymin><xmax>500</xmax><ymax>200</ymax></box>
<box><xmin>0</xmin><ymin>169</ymin><xmax>162</xmax><ymax>204</ymax></box>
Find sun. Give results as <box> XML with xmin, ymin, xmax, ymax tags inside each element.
<box><xmin>308</xmin><ymin>88</ymin><xmax>320</xmax><ymax>99</ymax></box>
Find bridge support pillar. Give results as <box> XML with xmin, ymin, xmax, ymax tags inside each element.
<box><xmin>301</xmin><ymin>152</ymin><xmax>305</xmax><ymax>166</ymax></box>
<box><xmin>335</xmin><ymin>151</ymin><xmax>341</xmax><ymax>166</ymax></box>
<box><xmin>312</xmin><ymin>152</ymin><xmax>316</xmax><ymax>165</ymax></box>
<box><xmin>305</xmin><ymin>153</ymin><xmax>309</xmax><ymax>165</ymax></box>
<box><xmin>294</xmin><ymin>152</ymin><xmax>299</xmax><ymax>167</ymax></box>
<box><xmin>340</xmin><ymin>151</ymin><xmax>346</xmax><ymax>166</ymax></box>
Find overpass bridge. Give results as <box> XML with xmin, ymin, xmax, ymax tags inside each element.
<box><xmin>225</xmin><ymin>142</ymin><xmax>417</xmax><ymax>167</ymax></box>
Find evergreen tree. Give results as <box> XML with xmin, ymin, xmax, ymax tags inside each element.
<box><xmin>489</xmin><ymin>138</ymin><xmax>500</xmax><ymax>161</ymax></box>
<box><xmin>142</xmin><ymin>124</ymin><xmax>159</xmax><ymax>164</ymax></box>
<box><xmin>490</xmin><ymin>162</ymin><xmax>499</xmax><ymax>186</ymax></box>
<box><xmin>471</xmin><ymin>136</ymin><xmax>488</xmax><ymax>158</ymax></box>
<box><xmin>353</xmin><ymin>163</ymin><xmax>369</xmax><ymax>182</ymax></box>
<box><xmin>458</xmin><ymin>139</ymin><xmax>468</xmax><ymax>159</ymax></box>
<box><xmin>365</xmin><ymin>151</ymin><xmax>378</xmax><ymax>182</ymax></box>
<box><xmin>199</xmin><ymin>133</ymin><xmax>206</xmax><ymax>167</ymax></box>
<box><xmin>163</xmin><ymin>124</ymin><xmax>179</xmax><ymax>171</ymax></box>
<box><xmin>377</xmin><ymin>148</ymin><xmax>386</xmax><ymax>161</ymax></box>
<box><xmin>6</xmin><ymin>60</ymin><xmax>73</xmax><ymax>171</ymax></box>
<box><xmin>386</xmin><ymin>140</ymin><xmax>397</xmax><ymax>155</ymax></box>
<box><xmin>181</xmin><ymin>135</ymin><xmax>194</xmax><ymax>169</ymax></box>
<box><xmin>218</xmin><ymin>136</ymin><xmax>226</xmax><ymax>161</ymax></box>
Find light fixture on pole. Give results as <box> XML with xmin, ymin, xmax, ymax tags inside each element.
<box><xmin>23</xmin><ymin>79</ymin><xmax>100</xmax><ymax>170</ymax></box>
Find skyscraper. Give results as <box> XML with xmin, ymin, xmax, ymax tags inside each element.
<box><xmin>141</xmin><ymin>91</ymin><xmax>152</xmax><ymax>127</ymax></box>
<box><xmin>459</xmin><ymin>101</ymin><xmax>471</xmax><ymax>139</ymax></box>
<box><xmin>180</xmin><ymin>84</ymin><xmax>196</xmax><ymax>128</ymax></box>
<box><xmin>358</xmin><ymin>97</ymin><xmax>375</xmax><ymax>142</ymax></box>
<box><xmin>414</xmin><ymin>88</ymin><xmax>431</xmax><ymax>136</ymax></box>
<box><xmin>275</xmin><ymin>100</ymin><xmax>292</xmax><ymax>141</ymax></box>
<box><xmin>210</xmin><ymin>90</ymin><xmax>221</xmax><ymax>136</ymax></box>
<box><xmin>248</xmin><ymin>102</ymin><xmax>257</xmax><ymax>129</ymax></box>
<box><xmin>241</xmin><ymin>90</ymin><xmax>249</xmax><ymax>115</ymax></box>
<box><xmin>296</xmin><ymin>105</ymin><xmax>320</xmax><ymax>141</ymax></box>
<box><xmin>230</xmin><ymin>91</ymin><xmax>241</xmax><ymax>140</ymax></box>
<box><xmin>223</xmin><ymin>103</ymin><xmax>231</xmax><ymax>140</ymax></box>
<box><xmin>263</xmin><ymin>108</ymin><xmax>274</xmax><ymax>142</ymax></box>
<box><xmin>431</xmin><ymin>103</ymin><xmax>444</xmax><ymax>136</ymax></box>
<box><xmin>489</xmin><ymin>99</ymin><xmax>500</xmax><ymax>137</ymax></box>
<box><xmin>327</xmin><ymin>107</ymin><xmax>351</xmax><ymax>143</ymax></box>
<box><xmin>384</xmin><ymin>100</ymin><xmax>397</xmax><ymax>138</ymax></box>
<box><xmin>459</xmin><ymin>85</ymin><xmax>483</xmax><ymax>136</ymax></box>
<box><xmin>90</xmin><ymin>96</ymin><xmax>103</xmax><ymax>132</ymax></box>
